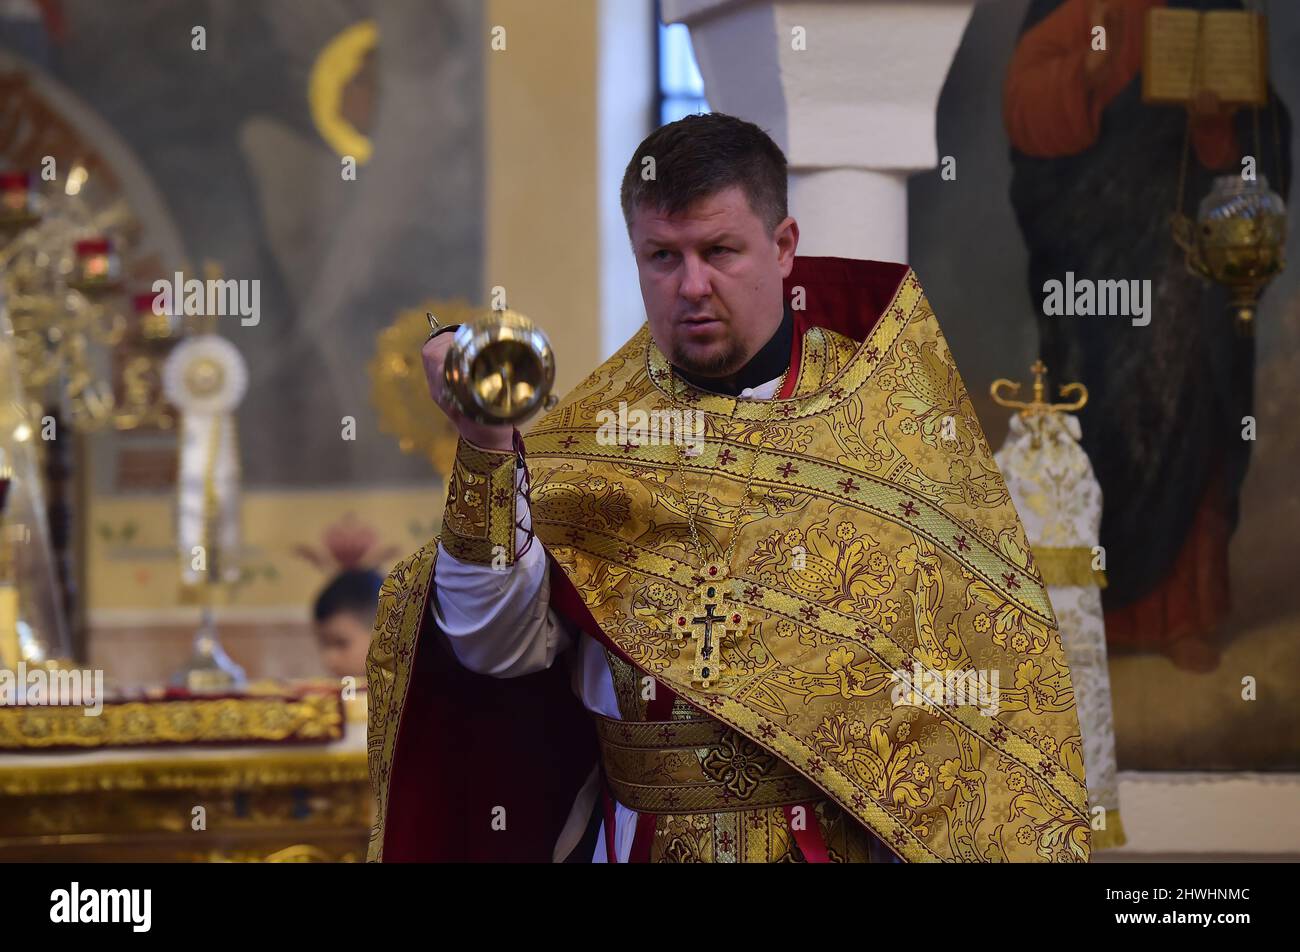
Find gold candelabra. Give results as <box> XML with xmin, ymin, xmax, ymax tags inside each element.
<box><xmin>0</xmin><ymin>165</ymin><xmax>175</xmax><ymax>432</ymax></box>
<box><xmin>0</xmin><ymin>162</ymin><xmax>179</xmax><ymax>667</ymax></box>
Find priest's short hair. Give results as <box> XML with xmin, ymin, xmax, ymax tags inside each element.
<box><xmin>620</xmin><ymin>111</ymin><xmax>788</xmax><ymax>235</ymax></box>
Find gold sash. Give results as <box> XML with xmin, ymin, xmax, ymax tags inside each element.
<box><xmin>595</xmin><ymin>713</ymin><xmax>822</xmax><ymax>814</ymax></box>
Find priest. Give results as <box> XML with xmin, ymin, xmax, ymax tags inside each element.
<box><xmin>367</xmin><ymin>112</ymin><xmax>1091</xmax><ymax>863</ymax></box>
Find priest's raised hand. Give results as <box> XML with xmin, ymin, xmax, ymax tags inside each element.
<box><xmin>421</xmin><ymin>328</ymin><xmax>515</xmax><ymax>453</ymax></box>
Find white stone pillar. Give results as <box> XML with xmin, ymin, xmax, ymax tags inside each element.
<box><xmin>660</xmin><ymin>0</ymin><xmax>981</xmax><ymax>262</ymax></box>
<box><xmin>598</xmin><ymin>0</ymin><xmax>656</xmax><ymax>356</ymax></box>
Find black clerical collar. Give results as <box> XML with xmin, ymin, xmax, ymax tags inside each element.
<box><xmin>673</xmin><ymin>300</ymin><xmax>794</xmax><ymax>397</ymax></box>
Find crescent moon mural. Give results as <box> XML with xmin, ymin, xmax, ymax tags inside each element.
<box><xmin>308</xmin><ymin>19</ymin><xmax>378</xmax><ymax>165</ymax></box>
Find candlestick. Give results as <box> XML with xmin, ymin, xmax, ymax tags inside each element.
<box><xmin>0</xmin><ymin>171</ymin><xmax>39</xmax><ymax>235</ymax></box>
<box><xmin>67</xmin><ymin>236</ymin><xmax>122</xmax><ymax>295</ymax></box>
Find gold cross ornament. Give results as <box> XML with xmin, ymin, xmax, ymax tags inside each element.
<box><xmin>669</xmin><ymin>562</ymin><xmax>749</xmax><ymax>688</ymax></box>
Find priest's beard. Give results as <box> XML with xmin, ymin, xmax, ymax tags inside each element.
<box><xmin>669</xmin><ymin>334</ymin><xmax>749</xmax><ymax>378</ymax></box>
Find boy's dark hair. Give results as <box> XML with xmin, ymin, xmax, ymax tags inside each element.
<box><xmin>313</xmin><ymin>569</ymin><xmax>383</xmax><ymax>623</ymax></box>
<box><xmin>620</xmin><ymin>112</ymin><xmax>788</xmax><ymax>236</ymax></box>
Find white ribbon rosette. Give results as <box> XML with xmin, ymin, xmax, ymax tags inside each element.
<box><xmin>162</xmin><ymin>334</ymin><xmax>248</xmax><ymax>593</ymax></box>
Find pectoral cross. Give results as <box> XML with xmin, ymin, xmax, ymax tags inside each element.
<box><xmin>674</xmin><ymin>572</ymin><xmax>748</xmax><ymax>689</ymax></box>
<box><xmin>690</xmin><ymin>602</ymin><xmax>725</xmax><ymax>688</ymax></box>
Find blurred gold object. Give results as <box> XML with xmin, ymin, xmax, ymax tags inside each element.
<box><xmin>431</xmin><ymin>308</ymin><xmax>558</xmax><ymax>426</ymax></box>
<box><xmin>369</xmin><ymin>300</ymin><xmax>469</xmax><ymax>472</ymax></box>
<box><xmin>0</xmin><ymin>526</ymin><xmax>18</xmax><ymax>669</ymax></box>
<box><xmin>1171</xmin><ymin>175</ymin><xmax>1287</xmax><ymax>333</ymax></box>
<box><xmin>0</xmin><ymin>164</ymin><xmax>177</xmax><ymax>432</ymax></box>
<box><xmin>0</xmin><ymin>692</ymin><xmax>344</xmax><ymax>751</ymax></box>
<box><xmin>0</xmin><ymin>740</ymin><xmax>368</xmax><ymax>862</ymax></box>
<box><xmin>990</xmin><ymin>359</ymin><xmax>1088</xmax><ymax>450</ymax></box>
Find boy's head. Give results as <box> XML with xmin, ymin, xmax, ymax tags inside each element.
<box><xmin>312</xmin><ymin>569</ymin><xmax>383</xmax><ymax>679</ymax></box>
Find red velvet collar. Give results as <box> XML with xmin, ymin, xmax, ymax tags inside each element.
<box><xmin>784</xmin><ymin>255</ymin><xmax>909</xmax><ymax>343</ymax></box>
<box><xmin>778</xmin><ymin>256</ymin><xmax>910</xmax><ymax>399</ymax></box>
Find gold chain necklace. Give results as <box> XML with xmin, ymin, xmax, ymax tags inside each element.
<box><xmin>667</xmin><ymin>365</ymin><xmax>790</xmax><ymax>687</ymax></box>
<box><xmin>670</xmin><ymin>367</ymin><xmax>788</xmax><ymax>570</ymax></box>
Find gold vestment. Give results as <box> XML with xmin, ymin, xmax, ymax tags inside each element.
<box><xmin>368</xmin><ymin>262</ymin><xmax>1091</xmax><ymax>863</ymax></box>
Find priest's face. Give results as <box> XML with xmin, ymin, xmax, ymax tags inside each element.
<box><xmin>630</xmin><ymin>185</ymin><xmax>798</xmax><ymax>378</ymax></box>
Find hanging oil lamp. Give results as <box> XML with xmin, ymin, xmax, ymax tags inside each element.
<box><xmin>1172</xmin><ymin>175</ymin><xmax>1286</xmax><ymax>333</ymax></box>
<box><xmin>1169</xmin><ymin>8</ymin><xmax>1287</xmax><ymax>334</ymax></box>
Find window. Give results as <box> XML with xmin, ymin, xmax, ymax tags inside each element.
<box><xmin>656</xmin><ymin>6</ymin><xmax>708</xmax><ymax>126</ymax></box>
